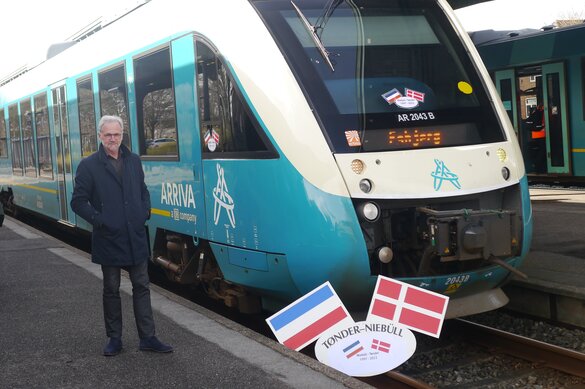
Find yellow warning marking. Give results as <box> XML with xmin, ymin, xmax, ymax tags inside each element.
<box><xmin>445</xmin><ymin>284</ymin><xmax>461</xmax><ymax>294</ymax></box>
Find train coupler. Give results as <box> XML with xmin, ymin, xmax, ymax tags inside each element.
<box><xmin>419</xmin><ymin>207</ymin><xmax>520</xmax><ymax>262</ymax></box>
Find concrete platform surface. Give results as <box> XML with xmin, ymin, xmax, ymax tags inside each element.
<box><xmin>503</xmin><ymin>188</ymin><xmax>585</xmax><ymax>327</ymax></box>
<box><xmin>0</xmin><ymin>217</ymin><xmax>369</xmax><ymax>389</ymax></box>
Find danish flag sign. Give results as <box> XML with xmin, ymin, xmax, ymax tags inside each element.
<box><xmin>366</xmin><ymin>276</ymin><xmax>449</xmax><ymax>338</ymax></box>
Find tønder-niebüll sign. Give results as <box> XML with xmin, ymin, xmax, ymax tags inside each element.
<box><xmin>266</xmin><ymin>277</ymin><xmax>449</xmax><ymax>377</ymax></box>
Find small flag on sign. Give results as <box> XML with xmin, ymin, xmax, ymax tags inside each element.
<box><xmin>371</xmin><ymin>339</ymin><xmax>391</xmax><ymax>353</ymax></box>
<box><xmin>405</xmin><ymin>88</ymin><xmax>425</xmax><ymax>103</ymax></box>
<box><xmin>345</xmin><ymin>130</ymin><xmax>361</xmax><ymax>147</ymax></box>
<box><xmin>366</xmin><ymin>276</ymin><xmax>449</xmax><ymax>338</ymax></box>
<box><xmin>343</xmin><ymin>340</ymin><xmax>364</xmax><ymax>359</ymax></box>
<box><xmin>266</xmin><ymin>282</ymin><xmax>354</xmax><ymax>351</ymax></box>
<box><xmin>382</xmin><ymin>88</ymin><xmax>402</xmax><ymax>105</ymax></box>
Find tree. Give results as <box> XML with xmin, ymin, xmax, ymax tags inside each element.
<box><xmin>555</xmin><ymin>9</ymin><xmax>584</xmax><ymax>28</ymax></box>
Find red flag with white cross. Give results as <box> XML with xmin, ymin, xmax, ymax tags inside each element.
<box><xmin>366</xmin><ymin>276</ymin><xmax>449</xmax><ymax>338</ymax></box>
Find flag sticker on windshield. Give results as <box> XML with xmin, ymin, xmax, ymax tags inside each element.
<box><xmin>382</xmin><ymin>88</ymin><xmax>402</xmax><ymax>105</ymax></box>
<box><xmin>382</xmin><ymin>87</ymin><xmax>424</xmax><ymax>110</ymax></box>
<box><xmin>405</xmin><ymin>88</ymin><xmax>425</xmax><ymax>103</ymax></box>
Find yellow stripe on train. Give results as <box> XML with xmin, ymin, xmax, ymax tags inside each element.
<box><xmin>17</xmin><ymin>184</ymin><xmax>58</xmax><ymax>195</ymax></box>
<box><xmin>150</xmin><ymin>208</ymin><xmax>171</xmax><ymax>217</ymax></box>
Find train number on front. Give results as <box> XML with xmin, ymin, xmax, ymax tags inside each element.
<box><xmin>397</xmin><ymin>112</ymin><xmax>435</xmax><ymax>122</ymax></box>
<box><xmin>445</xmin><ymin>274</ymin><xmax>470</xmax><ymax>285</ymax></box>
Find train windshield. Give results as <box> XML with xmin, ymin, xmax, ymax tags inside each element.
<box><xmin>251</xmin><ymin>0</ymin><xmax>505</xmax><ymax>153</ymax></box>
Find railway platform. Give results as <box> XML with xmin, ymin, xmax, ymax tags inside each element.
<box><xmin>0</xmin><ymin>217</ymin><xmax>369</xmax><ymax>389</ymax></box>
<box><xmin>504</xmin><ymin>187</ymin><xmax>585</xmax><ymax>328</ymax></box>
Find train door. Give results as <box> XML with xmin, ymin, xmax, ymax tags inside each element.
<box><xmin>515</xmin><ymin>66</ymin><xmax>546</xmax><ymax>174</ymax></box>
<box><xmin>542</xmin><ymin>63</ymin><xmax>571</xmax><ymax>174</ymax></box>
<box><xmin>495</xmin><ymin>69</ymin><xmax>519</xmax><ymax>136</ymax></box>
<box><xmin>51</xmin><ymin>85</ymin><xmax>75</xmax><ymax>224</ymax></box>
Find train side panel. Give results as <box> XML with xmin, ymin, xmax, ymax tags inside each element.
<box><xmin>202</xmin><ymin>158</ymin><xmax>372</xmax><ymax>307</ymax></box>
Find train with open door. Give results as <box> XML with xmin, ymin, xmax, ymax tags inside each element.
<box><xmin>472</xmin><ymin>23</ymin><xmax>585</xmax><ymax>182</ymax></box>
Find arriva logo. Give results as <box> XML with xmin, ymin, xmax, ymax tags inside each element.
<box><xmin>213</xmin><ymin>163</ymin><xmax>236</xmax><ymax>228</ymax></box>
<box><xmin>161</xmin><ymin>182</ymin><xmax>196</xmax><ymax>208</ymax></box>
<box><xmin>431</xmin><ymin>159</ymin><xmax>461</xmax><ymax>191</ymax></box>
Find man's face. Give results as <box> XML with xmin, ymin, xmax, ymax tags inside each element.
<box><xmin>99</xmin><ymin>121</ymin><xmax>123</xmax><ymax>156</ymax></box>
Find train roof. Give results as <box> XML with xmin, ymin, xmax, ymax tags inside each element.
<box><xmin>0</xmin><ymin>0</ymin><xmax>262</xmax><ymax>105</ymax></box>
<box><xmin>448</xmin><ymin>0</ymin><xmax>492</xmax><ymax>9</ymax></box>
<box><xmin>0</xmin><ymin>0</ymin><xmax>492</xmax><ymax>105</ymax></box>
<box><xmin>472</xmin><ymin>22</ymin><xmax>585</xmax><ymax>70</ymax></box>
<box><xmin>471</xmin><ymin>22</ymin><xmax>585</xmax><ymax>47</ymax></box>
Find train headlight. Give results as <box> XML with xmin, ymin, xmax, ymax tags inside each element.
<box><xmin>496</xmin><ymin>148</ymin><xmax>507</xmax><ymax>162</ymax></box>
<box><xmin>359</xmin><ymin>178</ymin><xmax>373</xmax><ymax>193</ymax></box>
<box><xmin>360</xmin><ymin>202</ymin><xmax>380</xmax><ymax>222</ymax></box>
<box><xmin>351</xmin><ymin>159</ymin><xmax>365</xmax><ymax>174</ymax></box>
<box><xmin>377</xmin><ymin>246</ymin><xmax>394</xmax><ymax>263</ymax></box>
<box><xmin>501</xmin><ymin>167</ymin><xmax>510</xmax><ymax>180</ymax></box>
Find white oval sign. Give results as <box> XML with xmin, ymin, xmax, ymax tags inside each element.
<box><xmin>395</xmin><ymin>96</ymin><xmax>419</xmax><ymax>109</ymax></box>
<box><xmin>315</xmin><ymin>320</ymin><xmax>417</xmax><ymax>377</ymax></box>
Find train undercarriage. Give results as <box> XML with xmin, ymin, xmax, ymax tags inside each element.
<box><xmin>150</xmin><ymin>229</ymin><xmax>262</xmax><ymax>314</ymax></box>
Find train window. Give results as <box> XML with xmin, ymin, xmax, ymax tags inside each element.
<box><xmin>195</xmin><ymin>41</ymin><xmax>276</xmax><ymax>159</ymax></box>
<box><xmin>34</xmin><ymin>93</ymin><xmax>53</xmax><ymax>179</ymax></box>
<box><xmin>582</xmin><ymin>58</ymin><xmax>585</xmax><ymax>121</ymax></box>
<box><xmin>77</xmin><ymin>77</ymin><xmax>97</xmax><ymax>157</ymax></box>
<box><xmin>499</xmin><ymin>78</ymin><xmax>514</xmax><ymax>125</ymax></box>
<box><xmin>0</xmin><ymin>109</ymin><xmax>7</xmax><ymax>158</ymax></box>
<box><xmin>98</xmin><ymin>64</ymin><xmax>131</xmax><ymax>149</ymax></box>
<box><xmin>133</xmin><ymin>47</ymin><xmax>178</xmax><ymax>158</ymax></box>
<box><xmin>20</xmin><ymin>99</ymin><xmax>37</xmax><ymax>177</ymax></box>
<box><xmin>253</xmin><ymin>0</ymin><xmax>505</xmax><ymax>153</ymax></box>
<box><xmin>9</xmin><ymin>104</ymin><xmax>23</xmax><ymax>175</ymax></box>
<box><xmin>52</xmin><ymin>86</ymin><xmax>72</xmax><ymax>174</ymax></box>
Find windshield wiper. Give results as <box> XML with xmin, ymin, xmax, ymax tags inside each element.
<box><xmin>314</xmin><ymin>0</ymin><xmax>344</xmax><ymax>39</ymax></box>
<box><xmin>290</xmin><ymin>0</ymin><xmax>335</xmax><ymax>72</ymax></box>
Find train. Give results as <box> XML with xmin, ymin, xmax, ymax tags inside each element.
<box><xmin>0</xmin><ymin>0</ymin><xmax>532</xmax><ymax>317</ymax></box>
<box><xmin>472</xmin><ymin>23</ymin><xmax>585</xmax><ymax>182</ymax></box>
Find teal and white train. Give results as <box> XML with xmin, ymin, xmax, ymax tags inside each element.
<box><xmin>0</xmin><ymin>0</ymin><xmax>532</xmax><ymax>316</ymax></box>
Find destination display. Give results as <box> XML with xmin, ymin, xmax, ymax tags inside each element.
<box><xmin>361</xmin><ymin>123</ymin><xmax>482</xmax><ymax>152</ymax></box>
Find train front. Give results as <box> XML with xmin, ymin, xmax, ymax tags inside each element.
<box><xmin>252</xmin><ymin>0</ymin><xmax>532</xmax><ymax>316</ymax></box>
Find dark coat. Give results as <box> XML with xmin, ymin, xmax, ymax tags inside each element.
<box><xmin>71</xmin><ymin>144</ymin><xmax>151</xmax><ymax>266</ymax></box>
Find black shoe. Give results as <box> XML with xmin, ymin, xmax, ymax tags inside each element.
<box><xmin>103</xmin><ymin>337</ymin><xmax>123</xmax><ymax>356</ymax></box>
<box><xmin>139</xmin><ymin>336</ymin><xmax>173</xmax><ymax>353</ymax></box>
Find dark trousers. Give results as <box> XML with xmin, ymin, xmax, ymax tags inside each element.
<box><xmin>101</xmin><ymin>260</ymin><xmax>155</xmax><ymax>339</ymax></box>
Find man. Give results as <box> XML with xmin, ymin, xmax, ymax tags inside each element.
<box><xmin>71</xmin><ymin>115</ymin><xmax>172</xmax><ymax>356</ymax></box>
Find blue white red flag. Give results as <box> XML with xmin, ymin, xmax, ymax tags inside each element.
<box><xmin>366</xmin><ymin>276</ymin><xmax>449</xmax><ymax>338</ymax></box>
<box><xmin>382</xmin><ymin>88</ymin><xmax>402</xmax><ymax>105</ymax></box>
<box><xmin>343</xmin><ymin>340</ymin><xmax>364</xmax><ymax>359</ymax></box>
<box><xmin>266</xmin><ymin>282</ymin><xmax>355</xmax><ymax>351</ymax></box>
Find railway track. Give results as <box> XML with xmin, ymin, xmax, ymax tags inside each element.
<box><xmin>368</xmin><ymin>319</ymin><xmax>585</xmax><ymax>388</ymax></box>
<box><xmin>454</xmin><ymin>319</ymin><xmax>585</xmax><ymax>379</ymax></box>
